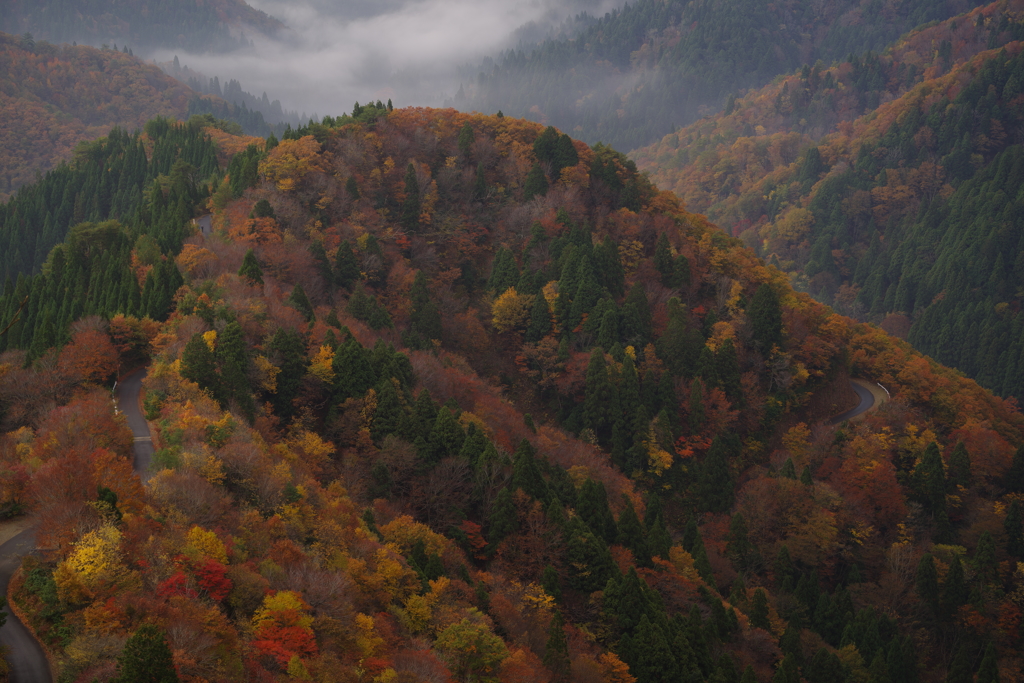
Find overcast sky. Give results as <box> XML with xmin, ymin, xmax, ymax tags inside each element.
<box><xmin>155</xmin><ymin>0</ymin><xmax>620</xmax><ymax>119</ymax></box>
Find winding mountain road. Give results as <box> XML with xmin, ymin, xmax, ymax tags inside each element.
<box><xmin>116</xmin><ymin>369</ymin><xmax>155</xmax><ymax>478</ymax></box>
<box><xmin>0</xmin><ymin>368</ymin><xmax>152</xmax><ymax>682</ymax></box>
<box><xmin>830</xmin><ymin>378</ymin><xmax>888</xmax><ymax>424</ymax></box>
<box><xmin>0</xmin><ymin>527</ymin><xmax>50</xmax><ymax>683</ymax></box>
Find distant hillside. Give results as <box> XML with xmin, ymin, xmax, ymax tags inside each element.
<box><xmin>633</xmin><ymin>0</ymin><xmax>1024</xmax><ymax>399</ymax></box>
<box><xmin>0</xmin><ymin>32</ymin><xmax>285</xmax><ymax>201</ymax></box>
<box><xmin>452</xmin><ymin>0</ymin><xmax>984</xmax><ymax>152</ymax></box>
<box><xmin>0</xmin><ymin>0</ymin><xmax>284</xmax><ymax>54</ymax></box>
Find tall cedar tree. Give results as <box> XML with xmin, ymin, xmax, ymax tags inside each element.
<box><xmin>543</xmin><ymin>610</ymin><xmax>571</xmax><ymax>682</ymax></box>
<box><xmin>524</xmin><ymin>163</ymin><xmax>549</xmax><ymax>200</ymax></box>
<box><xmin>749</xmin><ymin>283</ymin><xmax>783</xmax><ymax>354</ymax></box>
<box><xmin>238</xmin><ymin>248</ymin><xmax>263</xmax><ymax>286</ymax></box>
<box><xmin>334</xmin><ymin>240</ymin><xmax>361</xmax><ymax>290</ymax></box>
<box><xmin>115</xmin><ymin>624</ymin><xmax>179</xmax><ymax>683</ymax></box>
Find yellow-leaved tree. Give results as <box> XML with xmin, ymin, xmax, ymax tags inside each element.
<box><xmin>491</xmin><ymin>287</ymin><xmax>534</xmax><ymax>333</ymax></box>
<box><xmin>53</xmin><ymin>524</ymin><xmax>127</xmax><ymax>603</ymax></box>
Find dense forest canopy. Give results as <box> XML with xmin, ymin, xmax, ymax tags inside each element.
<box><xmin>633</xmin><ymin>0</ymin><xmax>1024</xmax><ymax>401</ymax></box>
<box><xmin>452</xmin><ymin>0</ymin><xmax>986</xmax><ymax>152</ymax></box>
<box><xmin>0</xmin><ymin>104</ymin><xmax>1022</xmax><ymax>682</ymax></box>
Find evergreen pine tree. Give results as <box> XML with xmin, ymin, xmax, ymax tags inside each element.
<box><xmin>1006</xmin><ymin>445</ymin><xmax>1024</xmax><ymax>493</ymax></box>
<box><xmin>543</xmin><ymin>610</ymin><xmax>571</xmax><ymax>683</ymax></box>
<box><xmin>716</xmin><ymin>338</ymin><xmax>741</xmax><ymax>404</ymax></box>
<box><xmin>525</xmin><ymin>293</ymin><xmax>552</xmax><ymax>342</ymax></box>
<box><xmin>457</xmin><ymin>123</ymin><xmax>475</xmax><ymax>158</ymax></box>
<box><xmin>617</xmin><ymin>495</ymin><xmax>652</xmax><ymax>567</ymax></box>
<box><xmin>749</xmin><ymin>283</ymin><xmax>783</xmax><ymax>354</ymax></box>
<box><xmin>780</xmin><ymin>458</ymin><xmax>797</xmax><ymax>479</ymax></box>
<box><xmin>725</xmin><ymin>513</ymin><xmax>753</xmax><ymax>570</ymax></box>
<box><xmin>565</xmin><ymin>516</ymin><xmax>615</xmax><ymax>592</ymax></box>
<box><xmin>750</xmin><ymin>589</ymin><xmax>771</xmax><ymax>631</ymax></box>
<box><xmin>115</xmin><ymin>624</ymin><xmax>179</xmax><ymax>683</ymax></box>
<box><xmin>428</xmin><ymin>408</ymin><xmax>465</xmax><ymax>463</ymax></box>
<box><xmin>942</xmin><ymin>555</ymin><xmax>969</xmax><ymax>614</ymax></box>
<box><xmin>488</xmin><ymin>487</ymin><xmax>518</xmax><ymax>543</ymax></box>
<box><xmin>511</xmin><ymin>439</ymin><xmax>548</xmax><ymax>501</ymax></box>
<box><xmin>948</xmin><ymin>441</ymin><xmax>972</xmax><ymax>490</ymax></box>
<box><xmin>345</xmin><ymin>175</ymin><xmax>361</xmax><ymax>200</ymax></box>
<box><xmin>945</xmin><ymin>644</ymin><xmax>972</xmax><ymax>683</ymax></box>
<box><xmin>269</xmin><ymin>327</ymin><xmax>308</xmax><ymax>419</ymax></box>
<box><xmin>647</xmin><ymin>515</ymin><xmax>672</xmax><ymax>561</ymax></box>
<box><xmin>524</xmin><ymin>163</ymin><xmax>549</xmax><ymax>200</ymax></box>
<box><xmin>542</xmin><ymin>565</ymin><xmax>562</xmax><ymax>602</ymax></box>
<box><xmin>180</xmin><ymin>332</ymin><xmax>220</xmax><ymax>400</ymax></box>
<box><xmin>974</xmin><ymin>531</ymin><xmax>998</xmax><ymax>582</ymax></box>
<box><xmin>1005</xmin><ymin>499</ymin><xmax>1024</xmax><ymax>559</ymax></box>
<box><xmin>628</xmin><ymin>615</ymin><xmax>679</xmax><ymax>683</ymax></box>
<box><xmin>689</xmin><ymin>378</ymin><xmax>705</xmax><ymax>434</ymax></box>
<box><xmin>976</xmin><ymin>641</ymin><xmax>1000</xmax><ymax>683</ymax></box>
<box><xmin>488</xmin><ymin>247</ymin><xmax>520</xmax><ymax>294</ymax></box>
<box><xmin>287</xmin><ymin>282</ymin><xmax>315</xmax><ymax>322</ymax></box>
<box><xmin>916</xmin><ymin>554</ymin><xmax>940</xmax><ymax>614</ymax></box>
<box><xmin>699</xmin><ymin>436</ymin><xmax>735</xmax><ymax>513</ymax></box>
<box><xmin>334</xmin><ymin>240</ymin><xmax>361</xmax><ymax>290</ymax></box>
<box><xmin>583</xmin><ymin>348</ymin><xmax>618</xmax><ymax>445</ymax></box>
<box><xmin>238</xmin><ymin>248</ymin><xmax>263</xmax><ymax>286</ymax></box>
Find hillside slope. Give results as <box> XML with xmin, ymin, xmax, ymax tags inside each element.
<box><xmin>0</xmin><ymin>0</ymin><xmax>284</xmax><ymax>54</ymax></box>
<box><xmin>0</xmin><ymin>31</ymin><xmax>285</xmax><ymax>206</ymax></box>
<box><xmin>453</xmin><ymin>0</ymin><xmax>984</xmax><ymax>152</ymax></box>
<box><xmin>0</xmin><ymin>108</ymin><xmax>1023</xmax><ymax>682</ymax></box>
<box><xmin>633</xmin><ymin>0</ymin><xmax>1024</xmax><ymax>400</ymax></box>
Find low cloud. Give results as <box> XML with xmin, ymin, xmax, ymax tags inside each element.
<box><xmin>155</xmin><ymin>0</ymin><xmax>619</xmax><ymax>119</ymax></box>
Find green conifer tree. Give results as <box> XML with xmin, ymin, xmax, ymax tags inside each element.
<box><xmin>565</xmin><ymin>516</ymin><xmax>615</xmax><ymax>593</ymax></box>
<box><xmin>725</xmin><ymin>513</ymin><xmax>753</xmax><ymax>570</ymax></box>
<box><xmin>947</xmin><ymin>441</ymin><xmax>972</xmax><ymax>490</ymax></box>
<box><xmin>976</xmin><ymin>641</ymin><xmax>1000</xmax><ymax>683</ymax></box>
<box><xmin>458</xmin><ymin>123</ymin><xmax>475</xmax><ymax>158</ymax></box>
<box><xmin>488</xmin><ymin>247</ymin><xmax>520</xmax><ymax>294</ymax></box>
<box><xmin>749</xmin><ymin>283</ymin><xmax>783</xmax><ymax>354</ymax></box>
<box><xmin>525</xmin><ymin>293</ymin><xmax>552</xmax><ymax>342</ymax></box>
<box><xmin>699</xmin><ymin>436</ymin><xmax>735</xmax><ymax>513</ymax></box>
<box><xmin>180</xmin><ymin>332</ymin><xmax>220</xmax><ymax>400</ymax></box>
<box><xmin>616</xmin><ymin>495</ymin><xmax>652</xmax><ymax>567</ymax></box>
<box><xmin>334</xmin><ymin>240</ymin><xmax>361</xmax><ymax>290</ymax></box>
<box><xmin>115</xmin><ymin>624</ymin><xmax>179</xmax><ymax>683</ymax></box>
<box><xmin>1006</xmin><ymin>445</ymin><xmax>1024</xmax><ymax>493</ymax></box>
<box><xmin>524</xmin><ymin>163</ymin><xmax>549</xmax><ymax>200</ymax></box>
<box><xmin>238</xmin><ymin>248</ymin><xmax>263</xmax><ymax>286</ymax></box>
<box><xmin>287</xmin><ymin>282</ymin><xmax>315</xmax><ymax>322</ymax></box>
<box><xmin>916</xmin><ymin>554</ymin><xmax>940</xmax><ymax>614</ymax></box>
<box><xmin>1005</xmin><ymin>499</ymin><xmax>1024</xmax><ymax>559</ymax></box>
<box><xmin>543</xmin><ymin>610</ymin><xmax>571</xmax><ymax>683</ymax></box>
<box><xmin>488</xmin><ymin>487</ymin><xmax>518</xmax><ymax>544</ymax></box>
<box><xmin>750</xmin><ymin>589</ymin><xmax>771</xmax><ymax>631</ymax></box>
<box><xmin>511</xmin><ymin>439</ymin><xmax>548</xmax><ymax>500</ymax></box>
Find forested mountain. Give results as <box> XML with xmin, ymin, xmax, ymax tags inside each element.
<box><xmin>1</xmin><ymin>106</ymin><xmax>1023</xmax><ymax>682</ymax></box>
<box><xmin>632</xmin><ymin>0</ymin><xmax>1024</xmax><ymax>400</ymax></box>
<box><xmin>0</xmin><ymin>32</ymin><xmax>286</xmax><ymax>201</ymax></box>
<box><xmin>451</xmin><ymin>0</ymin><xmax>984</xmax><ymax>152</ymax></box>
<box><xmin>0</xmin><ymin>0</ymin><xmax>283</xmax><ymax>54</ymax></box>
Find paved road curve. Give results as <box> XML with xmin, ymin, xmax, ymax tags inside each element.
<box><xmin>116</xmin><ymin>369</ymin><xmax>154</xmax><ymax>477</ymax></box>
<box><xmin>830</xmin><ymin>379</ymin><xmax>887</xmax><ymax>425</ymax></box>
<box><xmin>0</xmin><ymin>368</ymin><xmax>153</xmax><ymax>682</ymax></box>
<box><xmin>0</xmin><ymin>527</ymin><xmax>51</xmax><ymax>683</ymax></box>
